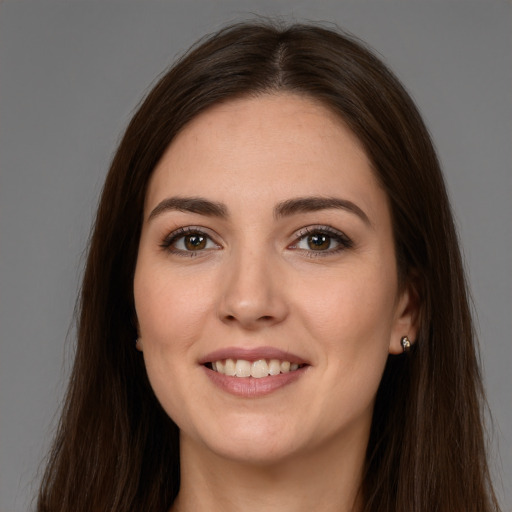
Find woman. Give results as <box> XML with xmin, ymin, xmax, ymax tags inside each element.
<box><xmin>37</xmin><ymin>21</ymin><xmax>500</xmax><ymax>511</ymax></box>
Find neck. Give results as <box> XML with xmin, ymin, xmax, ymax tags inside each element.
<box><xmin>171</xmin><ymin>431</ymin><xmax>366</xmax><ymax>512</ymax></box>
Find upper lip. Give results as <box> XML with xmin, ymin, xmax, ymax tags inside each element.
<box><xmin>199</xmin><ymin>346</ymin><xmax>309</xmax><ymax>365</ymax></box>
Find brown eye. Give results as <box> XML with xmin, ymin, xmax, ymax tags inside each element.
<box><xmin>162</xmin><ymin>228</ymin><xmax>220</xmax><ymax>255</ymax></box>
<box><xmin>307</xmin><ymin>233</ymin><xmax>331</xmax><ymax>251</ymax></box>
<box><xmin>184</xmin><ymin>234</ymin><xmax>207</xmax><ymax>251</ymax></box>
<box><xmin>292</xmin><ymin>226</ymin><xmax>353</xmax><ymax>256</ymax></box>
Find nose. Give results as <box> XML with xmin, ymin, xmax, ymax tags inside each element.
<box><xmin>217</xmin><ymin>248</ymin><xmax>289</xmax><ymax>330</ymax></box>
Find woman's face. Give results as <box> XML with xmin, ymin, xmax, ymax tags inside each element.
<box><xmin>134</xmin><ymin>94</ymin><xmax>417</xmax><ymax>465</ymax></box>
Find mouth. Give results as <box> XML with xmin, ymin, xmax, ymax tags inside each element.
<box><xmin>205</xmin><ymin>358</ymin><xmax>307</xmax><ymax>378</ymax></box>
<box><xmin>199</xmin><ymin>346</ymin><xmax>310</xmax><ymax>396</ymax></box>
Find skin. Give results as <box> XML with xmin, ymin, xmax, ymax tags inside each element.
<box><xmin>134</xmin><ymin>93</ymin><xmax>418</xmax><ymax>511</ymax></box>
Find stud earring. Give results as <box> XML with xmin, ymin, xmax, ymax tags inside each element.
<box><xmin>135</xmin><ymin>338</ymin><xmax>142</xmax><ymax>351</ymax></box>
<box><xmin>401</xmin><ymin>336</ymin><xmax>412</xmax><ymax>353</ymax></box>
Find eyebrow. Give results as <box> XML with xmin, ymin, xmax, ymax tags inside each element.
<box><xmin>148</xmin><ymin>196</ymin><xmax>228</xmax><ymax>221</ymax></box>
<box><xmin>148</xmin><ymin>195</ymin><xmax>371</xmax><ymax>226</ymax></box>
<box><xmin>274</xmin><ymin>196</ymin><xmax>371</xmax><ymax>226</ymax></box>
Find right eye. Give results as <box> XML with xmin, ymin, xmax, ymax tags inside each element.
<box><xmin>161</xmin><ymin>227</ymin><xmax>220</xmax><ymax>256</ymax></box>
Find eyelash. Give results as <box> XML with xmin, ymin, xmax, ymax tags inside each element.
<box><xmin>290</xmin><ymin>225</ymin><xmax>353</xmax><ymax>257</ymax></box>
<box><xmin>160</xmin><ymin>225</ymin><xmax>353</xmax><ymax>258</ymax></box>
<box><xmin>160</xmin><ymin>226</ymin><xmax>219</xmax><ymax>257</ymax></box>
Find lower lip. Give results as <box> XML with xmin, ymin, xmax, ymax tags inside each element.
<box><xmin>203</xmin><ymin>365</ymin><xmax>308</xmax><ymax>397</ymax></box>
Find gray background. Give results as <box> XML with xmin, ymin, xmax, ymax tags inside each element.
<box><xmin>0</xmin><ymin>1</ymin><xmax>510</xmax><ymax>511</ymax></box>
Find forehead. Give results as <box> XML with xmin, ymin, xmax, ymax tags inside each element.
<box><xmin>145</xmin><ymin>93</ymin><xmax>384</xmax><ymax>221</ymax></box>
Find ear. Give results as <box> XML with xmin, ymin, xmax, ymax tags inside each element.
<box><xmin>133</xmin><ymin>314</ymin><xmax>143</xmax><ymax>352</ymax></box>
<box><xmin>388</xmin><ymin>274</ymin><xmax>421</xmax><ymax>355</ymax></box>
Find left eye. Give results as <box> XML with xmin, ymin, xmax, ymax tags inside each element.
<box><xmin>172</xmin><ymin>233</ymin><xmax>217</xmax><ymax>251</ymax></box>
<box><xmin>291</xmin><ymin>227</ymin><xmax>352</xmax><ymax>254</ymax></box>
<box><xmin>296</xmin><ymin>232</ymin><xmax>339</xmax><ymax>251</ymax></box>
<box><xmin>174</xmin><ymin>233</ymin><xmax>211</xmax><ymax>251</ymax></box>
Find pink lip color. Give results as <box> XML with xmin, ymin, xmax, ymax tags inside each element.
<box><xmin>202</xmin><ymin>364</ymin><xmax>308</xmax><ymax>398</ymax></box>
<box><xmin>199</xmin><ymin>346</ymin><xmax>310</xmax><ymax>398</ymax></box>
<box><xmin>199</xmin><ymin>346</ymin><xmax>307</xmax><ymax>365</ymax></box>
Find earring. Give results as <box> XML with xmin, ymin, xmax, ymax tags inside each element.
<box><xmin>400</xmin><ymin>336</ymin><xmax>412</xmax><ymax>353</ymax></box>
<box><xmin>135</xmin><ymin>338</ymin><xmax>142</xmax><ymax>350</ymax></box>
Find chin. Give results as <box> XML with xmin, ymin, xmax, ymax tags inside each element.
<box><xmin>185</xmin><ymin>413</ymin><xmax>308</xmax><ymax>466</ymax></box>
<box><xmin>208</xmin><ymin>437</ymin><xmax>303</xmax><ymax>467</ymax></box>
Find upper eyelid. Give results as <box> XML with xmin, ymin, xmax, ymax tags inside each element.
<box><xmin>160</xmin><ymin>224</ymin><xmax>352</xmax><ymax>248</ymax></box>
<box><xmin>296</xmin><ymin>225</ymin><xmax>339</xmax><ymax>234</ymax></box>
<box><xmin>165</xmin><ymin>225</ymin><xmax>216</xmax><ymax>238</ymax></box>
<box><xmin>293</xmin><ymin>224</ymin><xmax>350</xmax><ymax>240</ymax></box>
<box><xmin>161</xmin><ymin>226</ymin><xmax>220</xmax><ymax>246</ymax></box>
<box><xmin>290</xmin><ymin>225</ymin><xmax>353</xmax><ymax>249</ymax></box>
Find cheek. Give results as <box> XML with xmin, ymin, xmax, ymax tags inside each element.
<box><xmin>134</xmin><ymin>259</ymin><xmax>215</xmax><ymax>346</ymax></box>
<box><xmin>297</xmin><ymin>273</ymin><xmax>395</xmax><ymax>431</ymax></box>
<box><xmin>298</xmin><ymin>267</ymin><xmax>397</xmax><ymax>345</ymax></box>
<box><xmin>133</xmin><ymin>261</ymin><xmax>214</xmax><ymax>424</ymax></box>
<box><xmin>297</xmin><ymin>261</ymin><xmax>397</xmax><ymax>390</ymax></box>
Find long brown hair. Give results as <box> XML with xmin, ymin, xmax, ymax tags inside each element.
<box><xmin>37</xmin><ymin>21</ymin><xmax>500</xmax><ymax>512</ymax></box>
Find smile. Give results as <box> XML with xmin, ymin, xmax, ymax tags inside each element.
<box><xmin>200</xmin><ymin>347</ymin><xmax>309</xmax><ymax>396</ymax></box>
<box><xmin>207</xmin><ymin>359</ymin><xmax>304</xmax><ymax>378</ymax></box>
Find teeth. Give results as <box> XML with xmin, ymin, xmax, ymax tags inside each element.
<box><xmin>268</xmin><ymin>359</ymin><xmax>281</xmax><ymax>376</ymax></box>
<box><xmin>209</xmin><ymin>358</ymin><xmax>303</xmax><ymax>377</ymax></box>
<box><xmin>251</xmin><ymin>359</ymin><xmax>269</xmax><ymax>378</ymax></box>
<box><xmin>235</xmin><ymin>359</ymin><xmax>251</xmax><ymax>377</ymax></box>
<box><xmin>224</xmin><ymin>358</ymin><xmax>236</xmax><ymax>376</ymax></box>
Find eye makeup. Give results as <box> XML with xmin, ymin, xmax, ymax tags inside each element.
<box><xmin>159</xmin><ymin>223</ymin><xmax>354</xmax><ymax>259</ymax></box>
<box><xmin>289</xmin><ymin>225</ymin><xmax>354</xmax><ymax>257</ymax></box>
